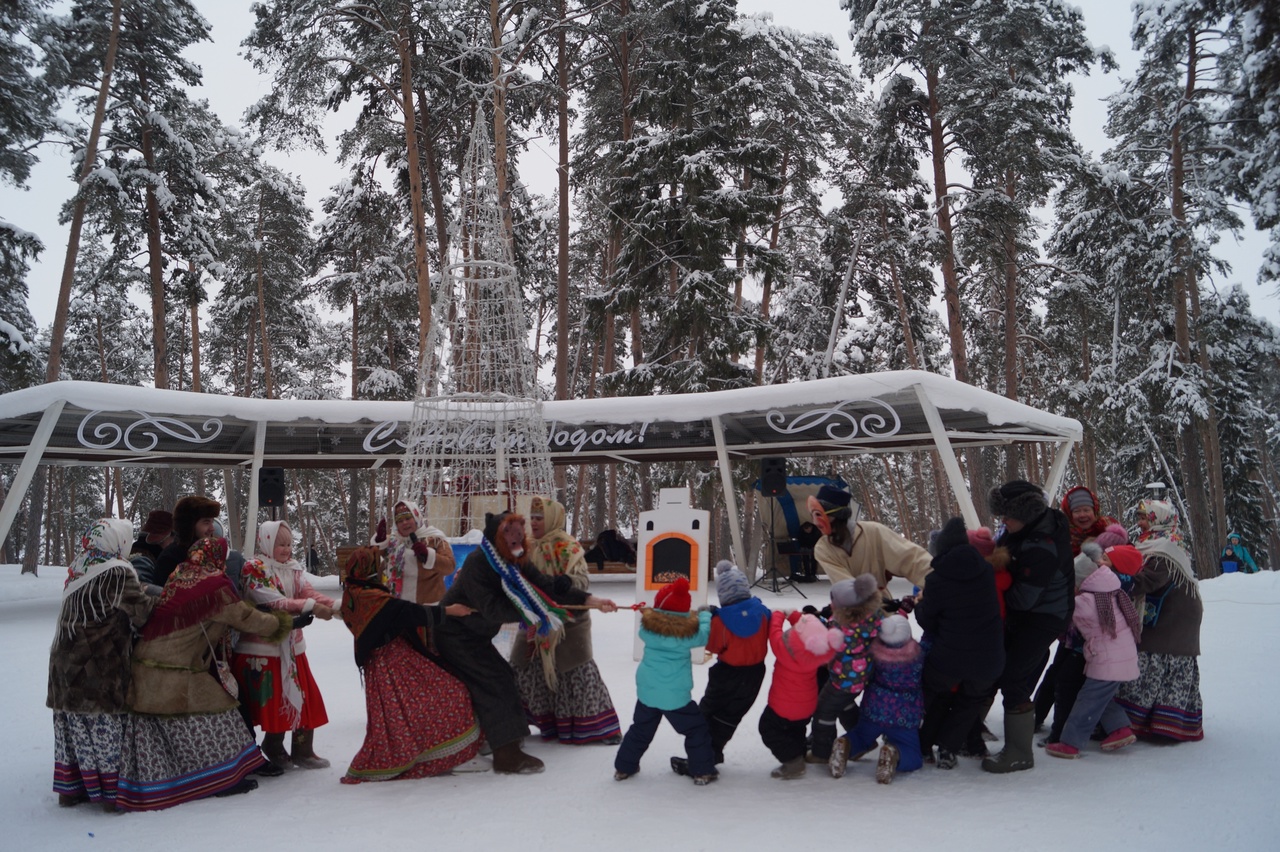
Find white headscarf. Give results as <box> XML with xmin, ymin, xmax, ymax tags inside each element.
<box><xmin>58</xmin><ymin>518</ymin><xmax>137</xmax><ymax>639</ymax></box>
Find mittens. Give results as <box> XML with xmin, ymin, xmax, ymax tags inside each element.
<box><xmin>411</xmin><ymin>539</ymin><xmax>431</xmax><ymax>561</ymax></box>
<box><xmin>374</xmin><ymin>518</ymin><xmax>388</xmax><ymax>543</ymax></box>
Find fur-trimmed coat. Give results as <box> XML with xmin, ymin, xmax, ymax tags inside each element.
<box><xmin>635</xmin><ymin>608</ymin><xmax>711</xmax><ymax>711</ymax></box>
<box><xmin>861</xmin><ymin>638</ymin><xmax>925</xmax><ymax>729</ymax></box>
<box><xmin>47</xmin><ymin>565</ymin><xmax>156</xmax><ymax>715</ymax></box>
<box><xmin>129</xmin><ymin>603</ymin><xmax>290</xmax><ymax>716</ymax></box>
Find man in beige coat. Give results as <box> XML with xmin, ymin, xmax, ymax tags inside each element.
<box><xmin>810</xmin><ymin>485</ymin><xmax>932</xmax><ymax>603</ymax></box>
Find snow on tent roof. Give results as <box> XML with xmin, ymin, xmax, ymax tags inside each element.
<box><xmin>0</xmin><ymin>371</ymin><xmax>1080</xmax><ymax>469</ymax></box>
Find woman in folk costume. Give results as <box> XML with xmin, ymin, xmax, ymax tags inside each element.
<box><xmin>117</xmin><ymin>537</ymin><xmax>300</xmax><ymax>811</ymax></box>
<box><xmin>339</xmin><ymin>548</ymin><xmax>482</xmax><ymax>783</ymax></box>
<box><xmin>371</xmin><ymin>499</ymin><xmax>455</xmax><ymax>605</ymax></box>
<box><xmin>233</xmin><ymin>520</ymin><xmax>336</xmax><ymax>770</ymax></box>
<box><xmin>511</xmin><ymin>496</ymin><xmax>621</xmax><ymax>745</ymax></box>
<box><xmin>48</xmin><ymin>519</ymin><xmax>157</xmax><ymax>809</ymax></box>
<box><xmin>1115</xmin><ymin>499</ymin><xmax>1205</xmax><ymax>742</ymax></box>
<box><xmin>436</xmin><ymin>511</ymin><xmax>618</xmax><ymax>774</ymax></box>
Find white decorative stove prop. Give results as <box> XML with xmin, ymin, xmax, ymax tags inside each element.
<box><xmin>633</xmin><ymin>487</ymin><xmax>710</xmax><ymax>662</ymax></box>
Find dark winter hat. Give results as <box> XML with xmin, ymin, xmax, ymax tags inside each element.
<box><xmin>654</xmin><ymin>576</ymin><xmax>692</xmax><ymax>613</ymax></box>
<box><xmin>715</xmin><ymin>560</ymin><xmax>751</xmax><ymax>606</ymax></box>
<box><xmin>816</xmin><ymin>485</ymin><xmax>852</xmax><ymax>510</ymax></box>
<box><xmin>830</xmin><ymin>573</ymin><xmax>878</xmax><ymax>608</ymax></box>
<box><xmin>879</xmin><ymin>614</ymin><xmax>912</xmax><ymax>648</ymax></box>
<box><xmin>988</xmin><ymin>480</ymin><xmax>1048</xmax><ymax>525</ymax></box>
<box><xmin>930</xmin><ymin>516</ymin><xmax>969</xmax><ymax>558</ymax></box>
<box><xmin>173</xmin><ymin>495</ymin><xmax>221</xmax><ymax>544</ymax></box>
<box><xmin>141</xmin><ymin>509</ymin><xmax>173</xmax><ymax>536</ymax></box>
<box><xmin>482</xmin><ymin>511</ymin><xmax>510</xmax><ymax>543</ymax></box>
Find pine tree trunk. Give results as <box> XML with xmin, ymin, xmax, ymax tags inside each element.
<box><xmin>489</xmin><ymin>0</ymin><xmax>517</xmax><ymax>253</ymax></box>
<box><xmin>397</xmin><ymin>20</ymin><xmax>432</xmax><ymax>357</ymax></box>
<box><xmin>1002</xmin><ymin>169</ymin><xmax>1020</xmax><ymax>481</ymax></box>
<box><xmin>255</xmin><ymin>192</ymin><xmax>275</xmax><ymax>399</ymax></box>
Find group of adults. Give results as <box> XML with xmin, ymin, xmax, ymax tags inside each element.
<box><xmin>805</xmin><ymin>479</ymin><xmax>1205</xmax><ymax>774</ymax></box>
<box><xmin>47</xmin><ymin>489</ymin><xmax>627</xmax><ymax>812</ymax></box>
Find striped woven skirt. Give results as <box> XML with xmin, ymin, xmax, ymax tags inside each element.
<box><xmin>52</xmin><ymin>711</ymin><xmax>124</xmax><ymax>804</ymax></box>
<box><xmin>1115</xmin><ymin>652</ymin><xmax>1204</xmax><ymax>742</ymax></box>
<box><xmin>515</xmin><ymin>658</ymin><xmax>622</xmax><ymax>744</ymax></box>
<box><xmin>114</xmin><ymin>709</ymin><xmax>264</xmax><ymax>811</ymax></box>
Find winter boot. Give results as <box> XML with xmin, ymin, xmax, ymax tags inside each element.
<box><xmin>935</xmin><ymin>747</ymin><xmax>958</xmax><ymax>770</ymax></box>
<box><xmin>291</xmin><ymin>729</ymin><xmax>331</xmax><ymax>770</ymax></box>
<box><xmin>260</xmin><ymin>732</ymin><xmax>292</xmax><ymax>771</ymax></box>
<box><xmin>981</xmin><ymin>707</ymin><xmax>1036</xmax><ymax>774</ymax></box>
<box><xmin>876</xmin><ymin>743</ymin><xmax>900</xmax><ymax>785</ymax></box>
<box><xmin>492</xmin><ymin>740</ymin><xmax>545</xmax><ymax>775</ymax></box>
<box><xmin>692</xmin><ymin>773</ymin><xmax>718</xmax><ymax>786</ymax></box>
<box><xmin>58</xmin><ymin>793</ymin><xmax>88</xmax><ymax>808</ymax></box>
<box><xmin>1101</xmin><ymin>727</ymin><xmax>1137</xmax><ymax>752</ymax></box>
<box><xmin>829</xmin><ymin>735</ymin><xmax>851</xmax><ymax>778</ymax></box>
<box><xmin>670</xmin><ymin>756</ymin><xmax>689</xmax><ymax>776</ymax></box>
<box><xmin>1045</xmin><ymin>742</ymin><xmax>1080</xmax><ymax>759</ymax></box>
<box><xmin>770</xmin><ymin>756</ymin><xmax>807</xmax><ymax>779</ymax></box>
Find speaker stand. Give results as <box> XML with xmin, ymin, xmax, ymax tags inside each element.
<box><xmin>750</xmin><ymin>495</ymin><xmax>807</xmax><ymax>598</ymax></box>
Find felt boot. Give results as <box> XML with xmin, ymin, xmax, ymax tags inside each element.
<box><xmin>876</xmin><ymin>743</ymin><xmax>900</xmax><ymax>784</ymax></box>
<box><xmin>492</xmin><ymin>741</ymin><xmax>545</xmax><ymax>775</ymax></box>
<box><xmin>260</xmin><ymin>732</ymin><xmax>292</xmax><ymax>771</ymax></box>
<box><xmin>770</xmin><ymin>756</ymin><xmax>806</xmax><ymax>779</ymax></box>
<box><xmin>290</xmin><ymin>729</ymin><xmax>331</xmax><ymax>770</ymax></box>
<box><xmin>981</xmin><ymin>707</ymin><xmax>1036</xmax><ymax>774</ymax></box>
<box><xmin>829</xmin><ymin>735</ymin><xmax>851</xmax><ymax>778</ymax></box>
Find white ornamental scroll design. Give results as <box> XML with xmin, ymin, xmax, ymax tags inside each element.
<box><xmin>765</xmin><ymin>398</ymin><xmax>902</xmax><ymax>444</ymax></box>
<box><xmin>77</xmin><ymin>410</ymin><xmax>224</xmax><ymax>452</ymax></box>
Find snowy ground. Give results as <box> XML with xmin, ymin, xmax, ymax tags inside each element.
<box><xmin>3</xmin><ymin>567</ymin><xmax>1276</xmax><ymax>851</ymax></box>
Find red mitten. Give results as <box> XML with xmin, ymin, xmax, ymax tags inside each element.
<box><xmin>412</xmin><ymin>539</ymin><xmax>431</xmax><ymax>562</ymax></box>
<box><xmin>897</xmin><ymin>595</ymin><xmax>917</xmax><ymax>615</ymax></box>
<box><xmin>374</xmin><ymin>518</ymin><xmax>387</xmax><ymax>543</ymax></box>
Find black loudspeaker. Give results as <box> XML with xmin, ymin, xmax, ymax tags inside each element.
<box><xmin>259</xmin><ymin>467</ymin><xmax>286</xmax><ymax>507</ymax></box>
<box><xmin>760</xmin><ymin>457</ymin><xmax>787</xmax><ymax>497</ymax></box>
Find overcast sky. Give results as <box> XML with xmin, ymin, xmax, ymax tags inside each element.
<box><xmin>7</xmin><ymin>0</ymin><xmax>1276</xmax><ymax>331</ymax></box>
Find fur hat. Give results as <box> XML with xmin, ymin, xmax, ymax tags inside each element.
<box><xmin>715</xmin><ymin>560</ymin><xmax>751</xmax><ymax>606</ymax></box>
<box><xmin>1094</xmin><ymin>523</ymin><xmax>1129</xmax><ymax>550</ymax></box>
<box><xmin>879</xmin><ymin>614</ymin><xmax>912</xmax><ymax>647</ymax></box>
<box><xmin>1105</xmin><ymin>545</ymin><xmax>1143</xmax><ymax>576</ymax></box>
<box><xmin>830</xmin><ymin>573</ymin><xmax>878</xmax><ymax>608</ymax></box>
<box><xmin>786</xmin><ymin>613</ymin><xmax>844</xmax><ymax>655</ymax></box>
<box><xmin>173</xmin><ymin>495</ymin><xmax>220</xmax><ymax>544</ymax></box>
<box><xmin>987</xmin><ymin>480</ymin><xmax>1048</xmax><ymax>525</ymax></box>
<box><xmin>967</xmin><ymin>526</ymin><xmax>996</xmax><ymax>558</ymax></box>
<box><xmin>654</xmin><ymin>576</ymin><xmax>692</xmax><ymax>613</ymax></box>
<box><xmin>930</xmin><ymin>516</ymin><xmax>969</xmax><ymax>557</ymax></box>
<box><xmin>141</xmin><ymin>510</ymin><xmax>173</xmax><ymax>536</ymax></box>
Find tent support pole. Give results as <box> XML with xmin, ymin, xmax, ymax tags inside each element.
<box><xmin>1043</xmin><ymin>439</ymin><xmax>1075</xmax><ymax>503</ymax></box>
<box><xmin>913</xmin><ymin>384</ymin><xmax>981</xmax><ymax>528</ymax></box>
<box><xmin>243</xmin><ymin>421</ymin><xmax>267</xmax><ymax>554</ymax></box>
<box><xmin>711</xmin><ymin>416</ymin><xmax>746</xmax><ymax>572</ymax></box>
<box><xmin>0</xmin><ymin>399</ymin><xmax>66</xmax><ymax>553</ymax></box>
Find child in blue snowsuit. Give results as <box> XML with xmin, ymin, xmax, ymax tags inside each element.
<box><xmin>839</xmin><ymin>614</ymin><xmax>925</xmax><ymax>784</ymax></box>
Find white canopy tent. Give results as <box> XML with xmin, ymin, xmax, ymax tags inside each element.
<box><xmin>0</xmin><ymin>371</ymin><xmax>1081</xmax><ymax>563</ymax></box>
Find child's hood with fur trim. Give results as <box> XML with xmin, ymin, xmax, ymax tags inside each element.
<box><xmin>640</xmin><ymin>606</ymin><xmax>703</xmax><ymax>639</ymax></box>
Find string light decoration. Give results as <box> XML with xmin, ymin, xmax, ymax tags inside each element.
<box><xmin>398</xmin><ymin>116</ymin><xmax>553</xmax><ymax>536</ymax></box>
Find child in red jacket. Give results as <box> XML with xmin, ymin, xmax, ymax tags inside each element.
<box><xmin>757</xmin><ymin>611</ymin><xmax>843</xmax><ymax>779</ymax></box>
<box><xmin>671</xmin><ymin>561</ymin><xmax>769</xmax><ymax>777</ymax></box>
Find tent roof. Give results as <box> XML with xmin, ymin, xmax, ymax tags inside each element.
<box><xmin>0</xmin><ymin>371</ymin><xmax>1080</xmax><ymax>470</ymax></box>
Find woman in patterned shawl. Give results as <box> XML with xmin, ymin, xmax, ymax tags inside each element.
<box><xmin>339</xmin><ymin>547</ymin><xmax>481</xmax><ymax>782</ymax></box>
<box><xmin>511</xmin><ymin>497</ymin><xmax>622</xmax><ymax>744</ymax></box>
<box><xmin>1115</xmin><ymin>499</ymin><xmax>1205</xmax><ymax>742</ymax></box>
<box><xmin>115</xmin><ymin>537</ymin><xmax>295</xmax><ymax>811</ymax></box>
<box><xmin>48</xmin><ymin>518</ymin><xmax>156</xmax><ymax>809</ymax></box>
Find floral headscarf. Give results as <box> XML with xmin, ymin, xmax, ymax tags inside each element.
<box><xmin>140</xmin><ymin>537</ymin><xmax>239</xmax><ymax>640</ymax></box>
<box><xmin>340</xmin><ymin>547</ymin><xmax>394</xmax><ymax>667</ymax></box>
<box><xmin>57</xmin><ymin>518</ymin><xmax>138</xmax><ymax>639</ymax></box>
<box><xmin>255</xmin><ymin>520</ymin><xmax>299</xmax><ymax>570</ymax></box>
<box><xmin>1137</xmin><ymin>499</ymin><xmax>1181</xmax><ymax>543</ymax></box>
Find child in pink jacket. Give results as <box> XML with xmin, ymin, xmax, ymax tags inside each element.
<box><xmin>1045</xmin><ymin>558</ymin><xmax>1141</xmax><ymax>759</ymax></box>
<box><xmin>757</xmin><ymin>611</ymin><xmax>842</xmax><ymax>779</ymax></box>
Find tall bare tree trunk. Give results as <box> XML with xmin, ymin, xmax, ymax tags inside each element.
<box><xmin>1002</xmin><ymin>169</ymin><xmax>1021</xmax><ymax>480</ymax></box>
<box><xmin>26</xmin><ymin>0</ymin><xmax>125</xmax><ymax>574</ymax></box>
<box><xmin>489</xmin><ymin>0</ymin><xmax>517</xmax><ymax>252</ymax></box>
<box><xmin>397</xmin><ymin>19</ymin><xmax>432</xmax><ymax>356</ymax></box>
<box><xmin>255</xmin><ymin>193</ymin><xmax>275</xmax><ymax>399</ymax></box>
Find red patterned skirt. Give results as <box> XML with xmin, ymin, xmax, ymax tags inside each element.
<box><xmin>342</xmin><ymin>637</ymin><xmax>481</xmax><ymax>783</ymax></box>
<box><xmin>232</xmin><ymin>651</ymin><xmax>329</xmax><ymax>733</ymax></box>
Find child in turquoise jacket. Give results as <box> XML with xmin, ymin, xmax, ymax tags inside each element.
<box><xmin>614</xmin><ymin>577</ymin><xmax>716</xmax><ymax>785</ymax></box>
